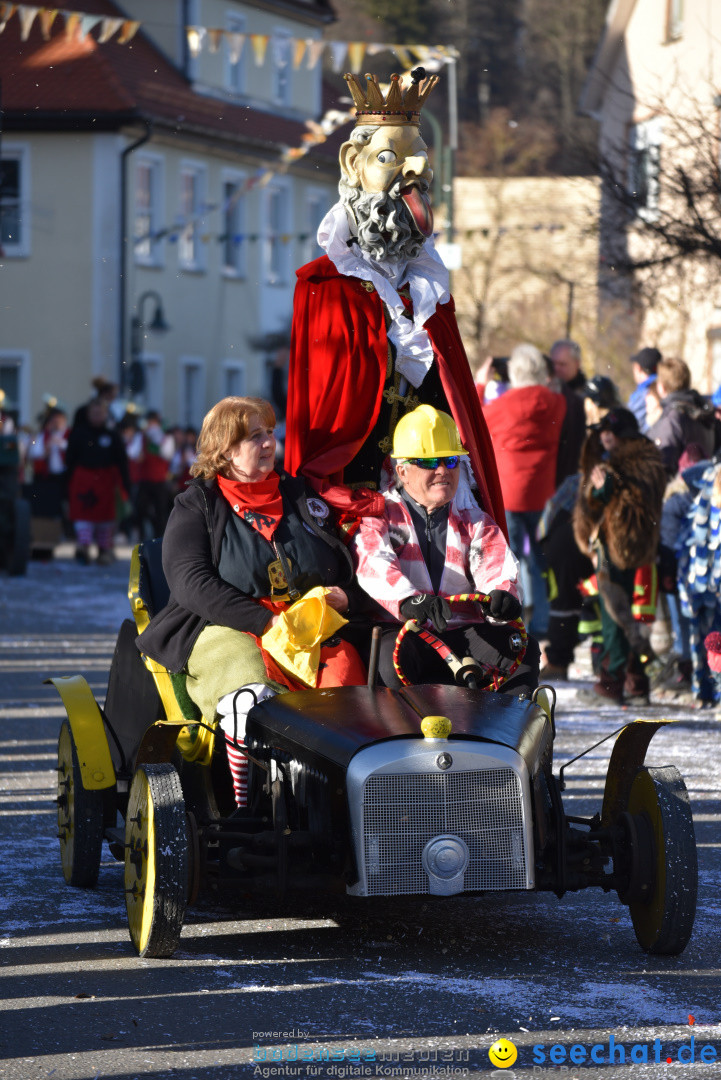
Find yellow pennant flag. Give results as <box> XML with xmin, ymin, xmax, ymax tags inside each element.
<box><xmin>186</xmin><ymin>26</ymin><xmax>205</xmax><ymax>58</ymax></box>
<box><xmin>392</xmin><ymin>45</ymin><xmax>413</xmax><ymax>67</ymax></box>
<box><xmin>39</xmin><ymin>8</ymin><xmax>58</xmax><ymax>39</ymax></box>
<box><xmin>292</xmin><ymin>36</ymin><xmax>306</xmax><ymax>69</ymax></box>
<box><xmin>250</xmin><ymin>33</ymin><xmax>269</xmax><ymax>65</ymax></box>
<box><xmin>64</xmin><ymin>12</ymin><xmax>81</xmax><ymax>40</ymax></box>
<box><xmin>117</xmin><ymin>19</ymin><xmax>140</xmax><ymax>45</ymax></box>
<box><xmin>347</xmin><ymin>41</ymin><xmax>367</xmax><ymax>73</ymax></box>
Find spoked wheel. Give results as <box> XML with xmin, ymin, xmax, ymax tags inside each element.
<box><xmin>622</xmin><ymin>765</ymin><xmax>697</xmax><ymax>955</ymax></box>
<box><xmin>125</xmin><ymin>763</ymin><xmax>189</xmax><ymax>958</ymax></box>
<box><xmin>57</xmin><ymin>720</ymin><xmax>104</xmax><ymax>887</ymax></box>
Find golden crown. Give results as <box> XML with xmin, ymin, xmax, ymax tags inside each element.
<box><xmin>344</xmin><ymin>69</ymin><xmax>439</xmax><ymax>127</ymax></box>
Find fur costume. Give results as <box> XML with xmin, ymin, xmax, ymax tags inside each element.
<box><xmin>573</xmin><ymin>430</ymin><xmax>666</xmax><ymax>572</ymax></box>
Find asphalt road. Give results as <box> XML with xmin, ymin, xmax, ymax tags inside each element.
<box><xmin>0</xmin><ymin>548</ymin><xmax>719</xmax><ymax>1080</ymax></box>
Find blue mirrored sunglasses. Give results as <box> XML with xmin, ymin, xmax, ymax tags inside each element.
<box><xmin>407</xmin><ymin>456</ymin><xmax>460</xmax><ymax>470</ymax></box>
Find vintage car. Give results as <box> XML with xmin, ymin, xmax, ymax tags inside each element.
<box><xmin>51</xmin><ymin>540</ymin><xmax>698</xmax><ymax>959</ymax></box>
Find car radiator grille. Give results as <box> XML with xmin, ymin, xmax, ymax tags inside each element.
<box><xmin>362</xmin><ymin>768</ymin><xmax>526</xmax><ymax>895</ymax></box>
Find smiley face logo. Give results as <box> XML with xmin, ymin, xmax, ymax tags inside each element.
<box><xmin>488</xmin><ymin>1038</ymin><xmax>518</xmax><ymax>1068</ymax></box>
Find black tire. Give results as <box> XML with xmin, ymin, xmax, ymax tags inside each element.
<box><xmin>125</xmin><ymin>763</ymin><xmax>188</xmax><ymax>958</ymax></box>
<box><xmin>627</xmin><ymin>765</ymin><xmax>697</xmax><ymax>955</ymax></box>
<box><xmin>57</xmin><ymin>720</ymin><xmax>104</xmax><ymax>887</ymax></box>
<box><xmin>9</xmin><ymin>498</ymin><xmax>30</xmax><ymax>576</ymax></box>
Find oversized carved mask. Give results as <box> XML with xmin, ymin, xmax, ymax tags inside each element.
<box><xmin>339</xmin><ymin>70</ymin><xmax>439</xmax><ymax>258</ymax></box>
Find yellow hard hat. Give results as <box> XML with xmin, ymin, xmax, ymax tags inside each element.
<box><xmin>392</xmin><ymin>405</ymin><xmax>469</xmax><ymax>459</ymax></box>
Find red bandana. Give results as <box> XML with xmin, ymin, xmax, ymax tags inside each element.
<box><xmin>217</xmin><ymin>471</ymin><xmax>283</xmax><ymax>542</ymax></box>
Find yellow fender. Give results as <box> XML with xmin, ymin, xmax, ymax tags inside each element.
<box><xmin>45</xmin><ymin>675</ymin><xmax>116</xmax><ymax>791</ymax></box>
<box><xmin>600</xmin><ymin>718</ymin><xmax>674</xmax><ymax>827</ymax></box>
<box><xmin>128</xmin><ymin>544</ymin><xmax>150</xmax><ymax>633</ymax></box>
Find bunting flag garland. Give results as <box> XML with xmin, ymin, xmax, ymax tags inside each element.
<box><xmin>0</xmin><ymin>3</ymin><xmax>140</xmax><ymax>44</ymax></box>
<box><xmin>0</xmin><ymin>4</ymin><xmax>458</xmax><ymax>72</ymax></box>
<box><xmin>132</xmin><ymin>106</ymin><xmax>354</xmax><ymax>253</ymax></box>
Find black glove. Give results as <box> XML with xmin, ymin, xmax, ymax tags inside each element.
<box><xmin>400</xmin><ymin>593</ymin><xmax>451</xmax><ymax>633</ymax></box>
<box><xmin>481</xmin><ymin>589</ymin><xmax>522</xmax><ymax>622</ymax></box>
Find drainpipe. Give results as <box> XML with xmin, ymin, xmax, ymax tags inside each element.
<box><xmin>118</xmin><ymin>120</ymin><xmax>152</xmax><ymax>390</ymax></box>
<box><xmin>181</xmin><ymin>0</ymin><xmax>191</xmax><ymax>79</ymax></box>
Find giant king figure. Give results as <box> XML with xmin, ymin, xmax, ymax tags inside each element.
<box><xmin>285</xmin><ymin>68</ymin><xmax>506</xmax><ymax>534</ymax></box>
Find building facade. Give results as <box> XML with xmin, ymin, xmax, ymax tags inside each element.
<box><xmin>0</xmin><ymin>0</ymin><xmax>342</xmax><ymax>427</ymax></box>
<box><xmin>580</xmin><ymin>0</ymin><xmax>721</xmax><ymax>390</ymax></box>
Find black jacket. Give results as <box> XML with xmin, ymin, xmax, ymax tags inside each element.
<box><xmin>647</xmin><ymin>390</ymin><xmax>716</xmax><ymax>475</ymax></box>
<box><xmin>136</xmin><ymin>473</ymin><xmax>355</xmax><ymax>673</ymax></box>
<box><xmin>556</xmin><ymin>382</ymin><xmax>587</xmax><ymax>486</ymax></box>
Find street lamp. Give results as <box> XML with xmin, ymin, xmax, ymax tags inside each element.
<box><xmin>128</xmin><ymin>290</ymin><xmax>170</xmax><ymax>396</ymax></box>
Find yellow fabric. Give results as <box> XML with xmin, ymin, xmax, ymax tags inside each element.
<box><xmin>261</xmin><ymin>587</ymin><xmax>348</xmax><ymax>688</ymax></box>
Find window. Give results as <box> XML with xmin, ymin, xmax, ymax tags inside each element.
<box><xmin>628</xmin><ymin>118</ymin><xmax>662</xmax><ymax>221</ymax></box>
<box><xmin>264</xmin><ymin>182</ymin><xmax>291</xmax><ymax>285</ymax></box>
<box><xmin>0</xmin><ymin>352</ymin><xmax>30</xmax><ymax>424</ymax></box>
<box><xmin>272</xmin><ymin>31</ymin><xmax>292</xmax><ymax>106</ymax></box>
<box><xmin>222</xmin><ymin>360</ymin><xmax>246</xmax><ymax>398</ymax></box>
<box><xmin>666</xmin><ymin>0</ymin><xmax>684</xmax><ymax>41</ymax></box>
<box><xmin>178</xmin><ymin>165</ymin><xmax>207</xmax><ymax>271</ymax></box>
<box><xmin>134</xmin><ymin>156</ymin><xmax>164</xmax><ymax>265</ymax></box>
<box><xmin>303</xmin><ymin>190</ymin><xmax>327</xmax><ymax>263</ymax></box>
<box><xmin>0</xmin><ymin>146</ymin><xmax>30</xmax><ymax>256</ymax></box>
<box><xmin>225</xmin><ymin>11</ymin><xmax>246</xmax><ymax>94</ymax></box>
<box><xmin>222</xmin><ymin>173</ymin><xmax>247</xmax><ymax>276</ymax></box>
<box><xmin>179</xmin><ymin>357</ymin><xmax>205</xmax><ymax>428</ymax></box>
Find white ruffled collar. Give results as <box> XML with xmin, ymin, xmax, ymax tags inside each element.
<box><xmin>317</xmin><ymin>200</ymin><xmax>450</xmax><ymax>387</ymax></box>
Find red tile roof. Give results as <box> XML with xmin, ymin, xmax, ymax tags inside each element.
<box><xmin>0</xmin><ymin>0</ymin><xmax>347</xmax><ymax>163</ymax></box>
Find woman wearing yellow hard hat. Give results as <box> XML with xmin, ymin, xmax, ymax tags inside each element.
<box><xmin>353</xmin><ymin>405</ymin><xmax>540</xmax><ymax>691</ymax></box>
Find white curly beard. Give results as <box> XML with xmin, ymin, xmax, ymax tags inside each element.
<box><xmin>339</xmin><ymin>177</ymin><xmax>427</xmax><ymax>263</ymax></box>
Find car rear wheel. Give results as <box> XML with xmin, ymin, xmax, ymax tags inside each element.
<box><xmin>626</xmin><ymin>765</ymin><xmax>697</xmax><ymax>955</ymax></box>
<box><xmin>57</xmin><ymin>720</ymin><xmax>104</xmax><ymax>887</ymax></box>
<box><xmin>125</xmin><ymin>763</ymin><xmax>188</xmax><ymax>958</ymax></box>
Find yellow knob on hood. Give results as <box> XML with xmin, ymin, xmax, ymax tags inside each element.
<box><xmin>421</xmin><ymin>715</ymin><xmax>452</xmax><ymax>739</ymax></box>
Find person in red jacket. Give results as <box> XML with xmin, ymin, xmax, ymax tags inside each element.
<box><xmin>478</xmin><ymin>343</ymin><xmax>566</xmax><ymax>636</ymax></box>
<box><xmin>284</xmin><ymin>69</ymin><xmax>507</xmax><ymax>538</ymax></box>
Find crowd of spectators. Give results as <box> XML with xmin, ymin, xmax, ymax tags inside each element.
<box><xmin>4</xmin><ymin>348</ymin><xmax>721</xmax><ymax>710</ymax></box>
<box><xmin>8</xmin><ymin>377</ymin><xmax>201</xmax><ymax>566</ymax></box>
<box><xmin>475</xmin><ymin>341</ymin><xmax>721</xmax><ymax>709</ymax></box>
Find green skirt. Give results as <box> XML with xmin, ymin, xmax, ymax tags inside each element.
<box><xmin>185</xmin><ymin>625</ymin><xmax>286</xmax><ymax>721</ymax></box>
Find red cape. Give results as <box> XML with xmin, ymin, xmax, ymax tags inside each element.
<box><xmin>284</xmin><ymin>255</ymin><xmax>507</xmax><ymax>537</ymax></box>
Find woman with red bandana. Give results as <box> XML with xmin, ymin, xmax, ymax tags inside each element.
<box><xmin>137</xmin><ymin>397</ymin><xmax>365</xmax><ymax>806</ymax></box>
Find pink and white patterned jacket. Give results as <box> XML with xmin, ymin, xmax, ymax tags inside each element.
<box><xmin>353</xmin><ymin>488</ymin><xmax>521</xmax><ymax>628</ymax></box>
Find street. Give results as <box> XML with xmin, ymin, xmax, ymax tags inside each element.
<box><xmin>0</xmin><ymin>548</ymin><xmax>719</xmax><ymax>1080</ymax></box>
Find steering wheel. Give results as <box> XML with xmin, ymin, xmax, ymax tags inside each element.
<box><xmin>392</xmin><ymin>592</ymin><xmax>527</xmax><ymax>691</ymax></box>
